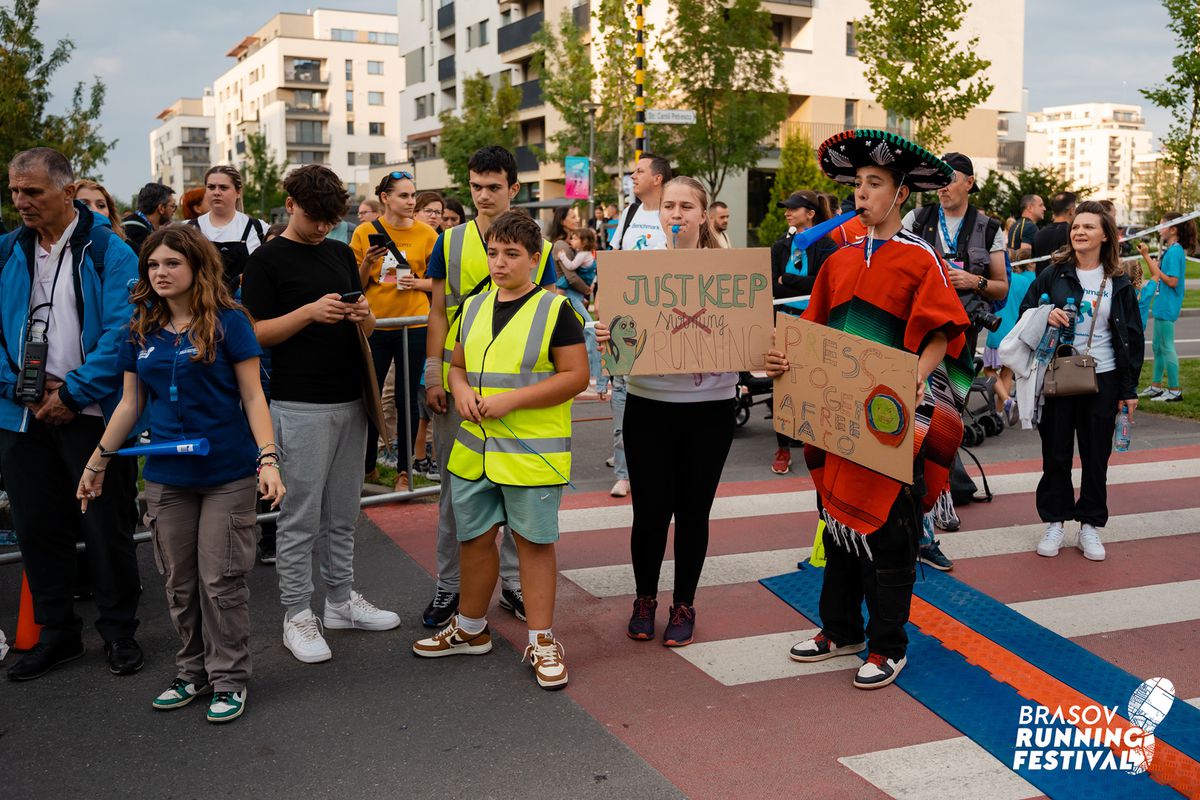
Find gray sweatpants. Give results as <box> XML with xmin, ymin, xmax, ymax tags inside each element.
<box><xmin>432</xmin><ymin>398</ymin><xmax>520</xmax><ymax>592</ymax></box>
<box><xmin>272</xmin><ymin>399</ymin><xmax>367</xmax><ymax>618</ymax></box>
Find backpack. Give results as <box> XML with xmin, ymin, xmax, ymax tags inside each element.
<box><xmin>913</xmin><ymin>204</ymin><xmax>1011</xmax><ymax>312</ymax></box>
<box><xmin>612</xmin><ymin>197</ymin><xmax>643</xmax><ymax>251</ymax></box>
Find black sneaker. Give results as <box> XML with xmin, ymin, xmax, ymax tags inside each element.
<box><xmin>627</xmin><ymin>596</ymin><xmax>658</xmax><ymax>640</ymax></box>
<box><xmin>425</xmin><ymin>456</ymin><xmax>441</xmax><ymax>482</ymax></box>
<box><xmin>499</xmin><ymin>587</ymin><xmax>526</xmax><ymax>621</ymax></box>
<box><xmin>422</xmin><ymin>588</ymin><xmax>459</xmax><ymax>628</ymax></box>
<box><xmin>854</xmin><ymin>653</ymin><xmax>907</xmax><ymax>689</ymax></box>
<box><xmin>919</xmin><ymin>539</ymin><xmax>954</xmax><ymax>571</ymax></box>
<box><xmin>663</xmin><ymin>602</ymin><xmax>696</xmax><ymax>647</ymax></box>
<box><xmin>6</xmin><ymin>640</ymin><xmax>85</xmax><ymax>682</ymax></box>
<box><xmin>789</xmin><ymin>631</ymin><xmax>866</xmax><ymax>662</ymax></box>
<box><xmin>104</xmin><ymin>637</ymin><xmax>145</xmax><ymax>676</ymax></box>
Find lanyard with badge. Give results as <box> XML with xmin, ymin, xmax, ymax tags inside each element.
<box><xmin>937</xmin><ymin>206</ymin><xmax>962</xmax><ymax>263</ymax></box>
<box><xmin>15</xmin><ymin>243</ymin><xmax>71</xmax><ymax>403</ymax></box>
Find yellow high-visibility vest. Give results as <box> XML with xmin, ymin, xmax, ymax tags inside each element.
<box><xmin>439</xmin><ymin>220</ymin><xmax>551</xmax><ymax>389</ymax></box>
<box><xmin>447</xmin><ymin>288</ymin><xmax>573</xmax><ymax>486</ymax></box>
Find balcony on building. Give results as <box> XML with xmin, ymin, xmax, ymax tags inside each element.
<box><xmin>437</xmin><ymin>1</ymin><xmax>455</xmax><ymax>31</ymax></box>
<box><xmin>178</xmin><ymin>145</ymin><xmax>212</xmax><ymax>165</ymax></box>
<box><xmin>514</xmin><ymin>145</ymin><xmax>540</xmax><ymax>173</ymax></box>
<box><xmin>283</xmin><ymin>89</ymin><xmax>329</xmax><ymax>118</ymax></box>
<box><xmin>572</xmin><ymin>1</ymin><xmax>590</xmax><ymax>30</ymax></box>
<box><xmin>498</xmin><ymin>12</ymin><xmax>543</xmax><ymax>54</ymax></box>
<box><xmin>438</xmin><ymin>54</ymin><xmax>456</xmax><ymax>84</ymax></box>
<box><xmin>286</xmin><ymin>122</ymin><xmax>331</xmax><ymax>149</ymax></box>
<box><xmin>517</xmin><ymin>78</ymin><xmax>542</xmax><ymax>110</ymax></box>
<box><xmin>283</xmin><ymin>59</ymin><xmax>328</xmax><ymax>86</ymax></box>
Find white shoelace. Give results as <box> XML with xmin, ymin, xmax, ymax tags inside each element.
<box><xmin>1079</xmin><ymin>528</ymin><xmax>1102</xmax><ymax>550</ymax></box>
<box><xmin>350</xmin><ymin>593</ymin><xmax>382</xmax><ymax>615</ymax></box>
<box><xmin>292</xmin><ymin>615</ymin><xmax>324</xmax><ymax>642</ymax></box>
<box><xmin>527</xmin><ymin>639</ymin><xmax>563</xmax><ymax>667</ymax></box>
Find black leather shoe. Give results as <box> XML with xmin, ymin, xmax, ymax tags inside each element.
<box><xmin>7</xmin><ymin>640</ymin><xmax>85</xmax><ymax>682</ymax></box>
<box><xmin>104</xmin><ymin>637</ymin><xmax>144</xmax><ymax>676</ymax></box>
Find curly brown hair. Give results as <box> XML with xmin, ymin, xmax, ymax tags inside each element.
<box><xmin>284</xmin><ymin>164</ymin><xmax>349</xmax><ymax>224</ymax></box>
<box><xmin>130</xmin><ymin>224</ymin><xmax>250</xmax><ymax>364</ymax></box>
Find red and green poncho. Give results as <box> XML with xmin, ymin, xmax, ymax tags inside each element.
<box><xmin>802</xmin><ymin>229</ymin><xmax>971</xmax><ymax>539</ymax></box>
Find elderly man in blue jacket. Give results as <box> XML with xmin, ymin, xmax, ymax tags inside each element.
<box><xmin>0</xmin><ymin>147</ymin><xmax>143</xmax><ymax>681</ymax></box>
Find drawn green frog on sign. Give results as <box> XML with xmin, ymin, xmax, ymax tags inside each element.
<box><xmin>602</xmin><ymin>315</ymin><xmax>647</xmax><ymax>375</ymax></box>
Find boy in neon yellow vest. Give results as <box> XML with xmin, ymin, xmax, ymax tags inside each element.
<box><xmin>413</xmin><ymin>212</ymin><xmax>588</xmax><ymax>689</ymax></box>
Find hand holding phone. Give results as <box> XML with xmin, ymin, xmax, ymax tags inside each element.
<box><xmin>339</xmin><ymin>290</ymin><xmax>364</xmax><ymax>303</ymax></box>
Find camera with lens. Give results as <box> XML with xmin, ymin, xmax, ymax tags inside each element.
<box><xmin>962</xmin><ymin>292</ymin><xmax>1001</xmax><ymax>332</ymax></box>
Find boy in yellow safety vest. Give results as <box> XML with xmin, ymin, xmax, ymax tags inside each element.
<box><xmin>412</xmin><ymin>211</ymin><xmax>588</xmax><ymax>690</ymax></box>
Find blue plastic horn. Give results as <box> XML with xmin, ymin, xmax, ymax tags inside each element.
<box><xmin>791</xmin><ymin>208</ymin><xmax>863</xmax><ymax>251</ymax></box>
<box><xmin>101</xmin><ymin>438</ymin><xmax>210</xmax><ymax>458</ymax></box>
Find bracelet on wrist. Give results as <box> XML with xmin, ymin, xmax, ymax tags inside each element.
<box><xmin>84</xmin><ymin>464</ymin><xmax>105</xmax><ymax>474</ymax></box>
<box><xmin>256</xmin><ymin>463</ymin><xmax>280</xmax><ymax>475</ymax></box>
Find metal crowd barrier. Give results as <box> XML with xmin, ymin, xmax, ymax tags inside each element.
<box><xmin>0</xmin><ymin>314</ymin><xmax>438</xmax><ymax>566</ymax></box>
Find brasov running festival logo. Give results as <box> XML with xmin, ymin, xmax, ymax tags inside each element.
<box><xmin>1012</xmin><ymin>678</ymin><xmax>1176</xmax><ymax>774</ymax></box>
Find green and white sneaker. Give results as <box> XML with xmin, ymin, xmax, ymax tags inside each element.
<box><xmin>207</xmin><ymin>689</ymin><xmax>247</xmax><ymax>724</ymax></box>
<box><xmin>151</xmin><ymin>678</ymin><xmax>208</xmax><ymax>710</ymax></box>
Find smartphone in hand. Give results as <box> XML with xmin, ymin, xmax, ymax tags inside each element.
<box><xmin>339</xmin><ymin>290</ymin><xmax>364</xmax><ymax>303</ymax></box>
<box><xmin>368</xmin><ymin>233</ymin><xmax>389</xmax><ymax>249</ymax></box>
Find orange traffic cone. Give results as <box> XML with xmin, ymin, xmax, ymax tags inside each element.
<box><xmin>14</xmin><ymin>570</ymin><xmax>41</xmax><ymax>652</ymax></box>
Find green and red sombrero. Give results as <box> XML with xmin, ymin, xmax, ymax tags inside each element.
<box><xmin>817</xmin><ymin>129</ymin><xmax>955</xmax><ymax>192</ymax></box>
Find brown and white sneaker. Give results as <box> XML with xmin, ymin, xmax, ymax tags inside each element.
<box><xmin>411</xmin><ymin>616</ymin><xmax>493</xmax><ymax>658</ymax></box>
<box><xmin>523</xmin><ymin>633</ymin><xmax>569</xmax><ymax>690</ymax></box>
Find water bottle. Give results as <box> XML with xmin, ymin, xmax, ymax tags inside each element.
<box><xmin>1059</xmin><ymin>297</ymin><xmax>1078</xmax><ymax>349</ymax></box>
<box><xmin>1114</xmin><ymin>407</ymin><xmax>1131</xmax><ymax>452</ymax></box>
<box><xmin>1034</xmin><ymin>292</ymin><xmax>1058</xmax><ymax>364</ymax></box>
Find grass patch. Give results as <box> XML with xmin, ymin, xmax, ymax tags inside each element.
<box><xmin>366</xmin><ymin>462</ymin><xmax>437</xmax><ymax>490</ymax></box>
<box><xmin>1138</xmin><ymin>359</ymin><xmax>1200</xmax><ymax>421</ymax></box>
<box><xmin>1185</xmin><ymin>288</ymin><xmax>1199</xmax><ymax>309</ymax></box>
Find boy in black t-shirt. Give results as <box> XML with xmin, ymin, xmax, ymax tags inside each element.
<box><xmin>242</xmin><ymin>165</ymin><xmax>401</xmax><ymax>664</ymax></box>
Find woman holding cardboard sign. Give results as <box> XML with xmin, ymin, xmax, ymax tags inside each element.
<box><xmin>596</xmin><ymin>175</ymin><xmax>735</xmax><ymax>649</ymax></box>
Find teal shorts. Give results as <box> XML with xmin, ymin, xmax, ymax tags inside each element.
<box><xmin>450</xmin><ymin>474</ymin><xmax>563</xmax><ymax>544</ymax></box>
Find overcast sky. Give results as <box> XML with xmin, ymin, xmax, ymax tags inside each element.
<box><xmin>29</xmin><ymin>0</ymin><xmax>1181</xmax><ymax>202</ymax></box>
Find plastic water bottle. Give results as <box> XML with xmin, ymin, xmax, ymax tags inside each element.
<box><xmin>1034</xmin><ymin>293</ymin><xmax>1058</xmax><ymax>364</ymax></box>
<box><xmin>1059</xmin><ymin>297</ymin><xmax>1078</xmax><ymax>348</ymax></box>
<box><xmin>1114</xmin><ymin>407</ymin><xmax>1131</xmax><ymax>452</ymax></box>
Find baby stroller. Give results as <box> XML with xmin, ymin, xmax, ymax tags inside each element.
<box><xmin>735</xmin><ymin>372</ymin><xmax>774</xmax><ymax>427</ymax></box>
<box><xmin>961</xmin><ymin>357</ymin><xmax>1005</xmax><ymax>447</ymax></box>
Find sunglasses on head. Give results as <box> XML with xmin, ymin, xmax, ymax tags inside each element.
<box><xmin>389</xmin><ymin>171</ymin><xmax>414</xmax><ymax>180</ymax></box>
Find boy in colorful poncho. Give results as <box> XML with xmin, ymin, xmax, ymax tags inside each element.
<box><xmin>766</xmin><ymin>130</ymin><xmax>970</xmax><ymax>689</ymax></box>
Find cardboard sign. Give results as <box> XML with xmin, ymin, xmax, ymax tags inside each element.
<box><xmin>596</xmin><ymin>248</ymin><xmax>773</xmax><ymax>375</ymax></box>
<box><xmin>772</xmin><ymin>315</ymin><xmax>918</xmax><ymax>483</ymax></box>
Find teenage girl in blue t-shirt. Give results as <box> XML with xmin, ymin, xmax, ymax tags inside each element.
<box><xmin>77</xmin><ymin>224</ymin><xmax>283</xmax><ymax>724</ymax></box>
<box><xmin>1136</xmin><ymin>212</ymin><xmax>1194</xmax><ymax>402</ymax></box>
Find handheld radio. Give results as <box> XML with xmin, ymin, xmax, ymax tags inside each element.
<box><xmin>16</xmin><ymin>320</ymin><xmax>49</xmax><ymax>404</ymax></box>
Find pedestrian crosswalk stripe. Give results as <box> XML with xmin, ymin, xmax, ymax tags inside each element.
<box><xmin>838</xmin><ymin>737</ymin><xmax>1039</xmax><ymax>800</ymax></box>
<box><xmin>561</xmin><ymin>508</ymin><xmax>1200</xmax><ymax>597</ymax></box>
<box><xmin>557</xmin><ymin>459</ymin><xmax>1200</xmax><ymax>533</ymax></box>
<box><xmin>1009</xmin><ymin>580</ymin><xmax>1200</xmax><ymax>639</ymax></box>
<box><xmin>672</xmin><ymin>629</ymin><xmax>860</xmax><ymax>686</ymax></box>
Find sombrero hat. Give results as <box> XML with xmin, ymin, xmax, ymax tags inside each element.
<box><xmin>817</xmin><ymin>129</ymin><xmax>955</xmax><ymax>192</ymax></box>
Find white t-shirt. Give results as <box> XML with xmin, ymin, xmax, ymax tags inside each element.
<box><xmin>611</xmin><ymin>203</ymin><xmax>668</xmax><ymax>252</ymax></box>
<box><xmin>1072</xmin><ymin>266</ymin><xmax>1115</xmax><ymax>373</ymax></box>
<box><xmin>619</xmin><ymin>232</ymin><xmax>738</xmax><ymax>403</ymax></box>
<box><xmin>29</xmin><ymin>213</ymin><xmax>100</xmax><ymax>416</ymax></box>
<box><xmin>902</xmin><ymin>208</ymin><xmax>1006</xmax><ymax>254</ymax></box>
<box><xmin>196</xmin><ymin>211</ymin><xmax>266</xmax><ymax>253</ymax></box>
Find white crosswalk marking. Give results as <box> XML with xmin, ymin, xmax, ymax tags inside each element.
<box><xmin>561</xmin><ymin>508</ymin><xmax>1200</xmax><ymax>597</ymax></box>
<box><xmin>673</xmin><ymin>629</ymin><xmax>865</xmax><ymax>685</ymax></box>
<box><xmin>557</xmin><ymin>459</ymin><xmax>1200</xmax><ymax>533</ymax></box>
<box><xmin>839</xmin><ymin>737</ymin><xmax>1039</xmax><ymax>800</ymax></box>
<box><xmin>1009</xmin><ymin>580</ymin><xmax>1200</xmax><ymax>639</ymax></box>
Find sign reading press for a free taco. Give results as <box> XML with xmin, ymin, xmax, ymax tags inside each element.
<box><xmin>596</xmin><ymin>248</ymin><xmax>774</xmax><ymax>376</ymax></box>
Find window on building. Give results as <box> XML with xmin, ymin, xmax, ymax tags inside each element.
<box><xmin>369</xmin><ymin>152</ymin><xmax>387</xmax><ymax>166</ymax></box>
<box><xmin>289</xmin><ymin>120</ymin><xmax>325</xmax><ymax>145</ymax></box>
<box><xmin>289</xmin><ymin>150</ymin><xmax>324</xmax><ymax>164</ymax></box>
<box><xmin>369</xmin><ymin>122</ymin><xmax>385</xmax><ymax>136</ymax></box>
<box><xmin>845</xmin><ymin>22</ymin><xmax>857</xmax><ymax>56</ymax></box>
<box><xmin>331</xmin><ymin>28</ymin><xmax>357</xmax><ymax>42</ymax></box>
<box><xmin>886</xmin><ymin>110</ymin><xmax>911</xmax><ymax>138</ymax></box>
<box><xmin>346</xmin><ymin>91</ymin><xmax>354</xmax><ymax>110</ymax></box>
<box><xmin>345</xmin><ymin>59</ymin><xmax>353</xmax><ymax>79</ymax></box>
<box><xmin>844</xmin><ymin>99</ymin><xmax>858</xmax><ymax>129</ymax></box>
<box><xmin>368</xmin><ymin>91</ymin><xmax>384</xmax><ymax>106</ymax></box>
<box><xmin>368</xmin><ymin>31</ymin><xmax>399</xmax><ymax>45</ymax></box>
<box><xmin>468</xmin><ymin>20</ymin><xmax>490</xmax><ymax>49</ymax></box>
<box><xmin>347</xmin><ymin>121</ymin><xmax>355</xmax><ymax>135</ymax></box>
<box><xmin>415</xmin><ymin>94</ymin><xmax>431</xmax><ymax>119</ymax></box>
<box><xmin>348</xmin><ymin>152</ymin><xmax>359</xmax><ymax>166</ymax></box>
<box><xmin>368</xmin><ymin>61</ymin><xmax>383</xmax><ymax>75</ymax></box>
<box><xmin>406</xmin><ymin>48</ymin><xmax>425</xmax><ymax>85</ymax></box>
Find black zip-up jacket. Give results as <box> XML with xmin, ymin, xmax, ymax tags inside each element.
<box><xmin>1019</xmin><ymin>259</ymin><xmax>1144</xmax><ymax>400</ymax></box>
<box><xmin>769</xmin><ymin>230</ymin><xmax>837</xmax><ymax>302</ymax></box>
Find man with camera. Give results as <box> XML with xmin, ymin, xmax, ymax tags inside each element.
<box><xmin>0</xmin><ymin>148</ymin><xmax>144</xmax><ymax>681</ymax></box>
<box><xmin>903</xmin><ymin>152</ymin><xmax>1009</xmax><ymax>359</ymax></box>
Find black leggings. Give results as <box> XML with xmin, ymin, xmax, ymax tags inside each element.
<box><xmin>624</xmin><ymin>393</ymin><xmax>734</xmax><ymax>605</ymax></box>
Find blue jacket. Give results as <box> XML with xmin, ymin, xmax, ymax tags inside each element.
<box><xmin>0</xmin><ymin>202</ymin><xmax>139</xmax><ymax>431</ymax></box>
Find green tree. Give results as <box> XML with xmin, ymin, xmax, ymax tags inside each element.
<box><xmin>973</xmin><ymin>166</ymin><xmax>1086</xmax><ymax>223</ymax></box>
<box><xmin>438</xmin><ymin>71</ymin><xmax>520</xmax><ymax>199</ymax></box>
<box><xmin>1142</xmin><ymin>159</ymin><xmax>1200</xmax><ymax>224</ymax></box>
<box><xmin>532</xmin><ymin>9</ymin><xmax>594</xmax><ymax>165</ymax></box>
<box><xmin>856</xmin><ymin>0</ymin><xmax>993</xmax><ymax>153</ymax></box>
<box><xmin>241</xmin><ymin>132</ymin><xmax>285</xmax><ymax>220</ymax></box>
<box><xmin>755</xmin><ymin>135</ymin><xmax>839</xmax><ymax>245</ymax></box>
<box><xmin>0</xmin><ymin>0</ymin><xmax>116</xmax><ymax>225</ymax></box>
<box><xmin>658</xmin><ymin>0</ymin><xmax>786</xmax><ymax>199</ymax></box>
<box><xmin>1141</xmin><ymin>0</ymin><xmax>1200</xmax><ymax>208</ymax></box>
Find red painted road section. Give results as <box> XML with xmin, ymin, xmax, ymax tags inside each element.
<box><xmin>367</xmin><ymin>444</ymin><xmax>1200</xmax><ymax>799</ymax></box>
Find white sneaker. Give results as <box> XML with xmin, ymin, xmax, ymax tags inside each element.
<box><xmin>283</xmin><ymin>609</ymin><xmax>332</xmax><ymax>663</ymax></box>
<box><xmin>1138</xmin><ymin>385</ymin><xmax>1164</xmax><ymax>398</ymax></box>
<box><xmin>1036</xmin><ymin>522</ymin><xmax>1066</xmax><ymax>557</ymax></box>
<box><xmin>324</xmin><ymin>591</ymin><xmax>401</xmax><ymax>631</ymax></box>
<box><xmin>1151</xmin><ymin>389</ymin><xmax>1182</xmax><ymax>403</ymax></box>
<box><xmin>610</xmin><ymin>479</ymin><xmax>630</xmax><ymax>498</ymax></box>
<box><xmin>1078</xmin><ymin>524</ymin><xmax>1106</xmax><ymax>561</ymax></box>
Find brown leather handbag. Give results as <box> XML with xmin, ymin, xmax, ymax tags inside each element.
<box><xmin>1042</xmin><ymin>276</ymin><xmax>1105</xmax><ymax>398</ymax></box>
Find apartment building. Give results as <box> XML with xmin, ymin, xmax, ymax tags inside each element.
<box><xmin>200</xmin><ymin>9</ymin><xmax>403</xmax><ymax>197</ymax></box>
<box><xmin>398</xmin><ymin>0</ymin><xmax>1024</xmax><ymax>244</ymax></box>
<box><xmin>1026</xmin><ymin>103</ymin><xmax>1154</xmax><ymax>222</ymax></box>
<box><xmin>149</xmin><ymin>95</ymin><xmax>217</xmax><ymax>194</ymax></box>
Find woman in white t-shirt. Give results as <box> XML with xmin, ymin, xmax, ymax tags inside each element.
<box><xmin>598</xmin><ymin>176</ymin><xmax>737</xmax><ymax>649</ymax></box>
<box><xmin>1020</xmin><ymin>202</ymin><xmax>1144</xmax><ymax>564</ymax></box>
<box><xmin>192</xmin><ymin>166</ymin><xmax>268</xmax><ymax>294</ymax></box>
